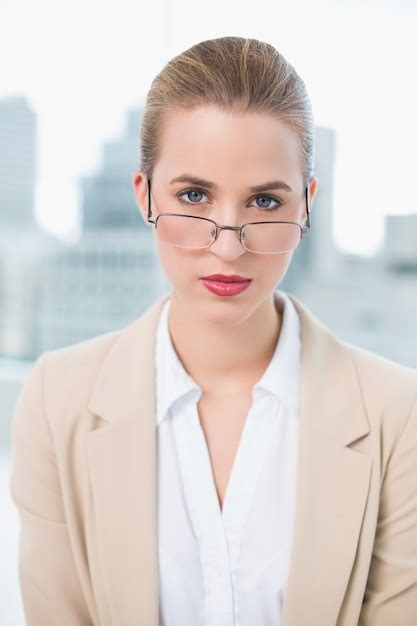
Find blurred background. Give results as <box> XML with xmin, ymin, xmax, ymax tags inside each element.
<box><xmin>1</xmin><ymin>0</ymin><xmax>417</xmax><ymax>623</ymax></box>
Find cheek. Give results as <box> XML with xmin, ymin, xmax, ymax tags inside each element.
<box><xmin>255</xmin><ymin>250</ymin><xmax>294</xmax><ymax>279</ymax></box>
<box><xmin>250</xmin><ymin>251</ymin><xmax>294</xmax><ymax>292</ymax></box>
<box><xmin>154</xmin><ymin>239</ymin><xmax>192</xmax><ymax>282</ymax></box>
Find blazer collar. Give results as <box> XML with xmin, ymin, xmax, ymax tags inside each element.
<box><xmin>86</xmin><ymin>290</ymin><xmax>372</xmax><ymax>626</ymax></box>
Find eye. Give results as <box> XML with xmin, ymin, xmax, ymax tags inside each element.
<box><xmin>176</xmin><ymin>188</ymin><xmax>285</xmax><ymax>211</ymax></box>
<box><xmin>177</xmin><ymin>189</ymin><xmax>208</xmax><ymax>204</ymax></box>
<box><xmin>249</xmin><ymin>194</ymin><xmax>284</xmax><ymax>211</ymax></box>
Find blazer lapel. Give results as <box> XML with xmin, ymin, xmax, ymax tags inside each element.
<box><xmin>85</xmin><ymin>295</ymin><xmax>163</xmax><ymax>626</ymax></box>
<box><xmin>280</xmin><ymin>293</ymin><xmax>372</xmax><ymax>626</ymax></box>
<box><xmin>85</xmin><ymin>290</ymin><xmax>372</xmax><ymax>626</ymax></box>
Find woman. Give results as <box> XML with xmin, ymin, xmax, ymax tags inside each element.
<box><xmin>10</xmin><ymin>36</ymin><xmax>417</xmax><ymax>626</ymax></box>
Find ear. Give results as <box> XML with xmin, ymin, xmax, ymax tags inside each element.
<box><xmin>309</xmin><ymin>175</ymin><xmax>319</xmax><ymax>205</ymax></box>
<box><xmin>301</xmin><ymin>175</ymin><xmax>319</xmax><ymax>227</ymax></box>
<box><xmin>131</xmin><ymin>170</ymin><xmax>151</xmax><ymax>227</ymax></box>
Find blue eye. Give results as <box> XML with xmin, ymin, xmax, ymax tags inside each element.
<box><xmin>252</xmin><ymin>195</ymin><xmax>284</xmax><ymax>210</ymax></box>
<box><xmin>176</xmin><ymin>188</ymin><xmax>284</xmax><ymax>211</ymax></box>
<box><xmin>178</xmin><ymin>189</ymin><xmax>206</xmax><ymax>203</ymax></box>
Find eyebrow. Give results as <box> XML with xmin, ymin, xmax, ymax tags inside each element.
<box><xmin>169</xmin><ymin>174</ymin><xmax>293</xmax><ymax>193</ymax></box>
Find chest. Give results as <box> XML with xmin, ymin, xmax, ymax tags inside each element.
<box><xmin>197</xmin><ymin>390</ymin><xmax>254</xmax><ymax>510</ymax></box>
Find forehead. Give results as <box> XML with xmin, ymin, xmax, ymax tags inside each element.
<box><xmin>155</xmin><ymin>106</ymin><xmax>302</xmax><ymax>190</ymax></box>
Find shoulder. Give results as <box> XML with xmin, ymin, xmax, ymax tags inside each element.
<box><xmin>18</xmin><ymin>294</ymin><xmax>169</xmax><ymax>431</ymax></box>
<box><xmin>343</xmin><ymin>337</ymin><xmax>417</xmax><ymax>401</ymax></box>
<box><xmin>289</xmin><ymin>289</ymin><xmax>417</xmax><ymax>431</ymax></box>
<box><xmin>340</xmin><ymin>337</ymin><xmax>417</xmax><ymax>441</ymax></box>
<box><xmin>42</xmin><ymin>326</ymin><xmax>123</xmax><ymax>377</ymax></box>
<box><xmin>288</xmin><ymin>289</ymin><xmax>417</xmax><ymax>414</ymax></box>
<box><xmin>28</xmin><ymin>326</ymin><xmax>126</xmax><ymax>419</ymax></box>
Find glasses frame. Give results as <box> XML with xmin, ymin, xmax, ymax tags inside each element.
<box><xmin>145</xmin><ymin>176</ymin><xmax>311</xmax><ymax>254</ymax></box>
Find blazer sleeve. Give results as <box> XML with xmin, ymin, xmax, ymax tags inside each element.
<box><xmin>9</xmin><ymin>353</ymin><xmax>94</xmax><ymax>626</ymax></box>
<box><xmin>358</xmin><ymin>391</ymin><xmax>417</xmax><ymax>625</ymax></box>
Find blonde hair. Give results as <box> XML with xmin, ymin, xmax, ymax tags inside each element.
<box><xmin>139</xmin><ymin>36</ymin><xmax>315</xmax><ymax>188</ymax></box>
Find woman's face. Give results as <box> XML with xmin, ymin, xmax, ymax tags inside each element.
<box><xmin>133</xmin><ymin>105</ymin><xmax>318</xmax><ymax>326</ymax></box>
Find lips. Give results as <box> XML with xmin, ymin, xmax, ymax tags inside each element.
<box><xmin>200</xmin><ymin>277</ymin><xmax>252</xmax><ymax>296</ymax></box>
<box><xmin>201</xmin><ymin>274</ymin><xmax>251</xmax><ymax>283</ymax></box>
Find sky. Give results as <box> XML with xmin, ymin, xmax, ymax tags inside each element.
<box><xmin>1</xmin><ymin>0</ymin><xmax>416</xmax><ymax>255</ymax></box>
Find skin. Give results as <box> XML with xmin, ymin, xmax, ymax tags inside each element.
<box><xmin>132</xmin><ymin>105</ymin><xmax>318</xmax><ymax>398</ymax></box>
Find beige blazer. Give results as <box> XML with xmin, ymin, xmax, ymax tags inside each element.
<box><xmin>9</xmin><ymin>290</ymin><xmax>417</xmax><ymax>626</ymax></box>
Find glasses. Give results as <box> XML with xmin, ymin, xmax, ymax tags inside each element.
<box><xmin>145</xmin><ymin>177</ymin><xmax>311</xmax><ymax>254</ymax></box>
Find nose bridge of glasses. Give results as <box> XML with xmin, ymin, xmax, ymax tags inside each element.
<box><xmin>209</xmin><ymin>222</ymin><xmax>247</xmax><ymax>256</ymax></box>
<box><xmin>215</xmin><ymin>223</ymin><xmax>243</xmax><ymax>233</ymax></box>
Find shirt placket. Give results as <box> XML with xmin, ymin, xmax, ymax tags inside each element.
<box><xmin>172</xmin><ymin>394</ymin><xmax>234</xmax><ymax>626</ymax></box>
<box><xmin>221</xmin><ymin>389</ymin><xmax>280</xmax><ymax>626</ymax></box>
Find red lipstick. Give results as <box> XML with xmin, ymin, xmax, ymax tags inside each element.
<box><xmin>200</xmin><ymin>274</ymin><xmax>252</xmax><ymax>297</ymax></box>
<box><xmin>201</xmin><ymin>274</ymin><xmax>251</xmax><ymax>282</ymax></box>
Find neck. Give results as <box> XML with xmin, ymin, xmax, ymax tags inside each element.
<box><xmin>166</xmin><ymin>290</ymin><xmax>283</xmax><ymax>395</ymax></box>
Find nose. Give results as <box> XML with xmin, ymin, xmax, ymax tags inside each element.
<box><xmin>208</xmin><ymin>224</ymin><xmax>247</xmax><ymax>261</ymax></box>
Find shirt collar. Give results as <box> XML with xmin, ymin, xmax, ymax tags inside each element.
<box><xmin>155</xmin><ymin>289</ymin><xmax>301</xmax><ymax>426</ymax></box>
<box><xmin>253</xmin><ymin>289</ymin><xmax>301</xmax><ymax>410</ymax></box>
<box><xmin>155</xmin><ymin>298</ymin><xmax>202</xmax><ymax>426</ymax></box>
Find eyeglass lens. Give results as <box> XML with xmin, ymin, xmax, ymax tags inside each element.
<box><xmin>155</xmin><ymin>214</ymin><xmax>301</xmax><ymax>254</ymax></box>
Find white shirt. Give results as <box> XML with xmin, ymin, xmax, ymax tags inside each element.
<box><xmin>155</xmin><ymin>289</ymin><xmax>301</xmax><ymax>626</ymax></box>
